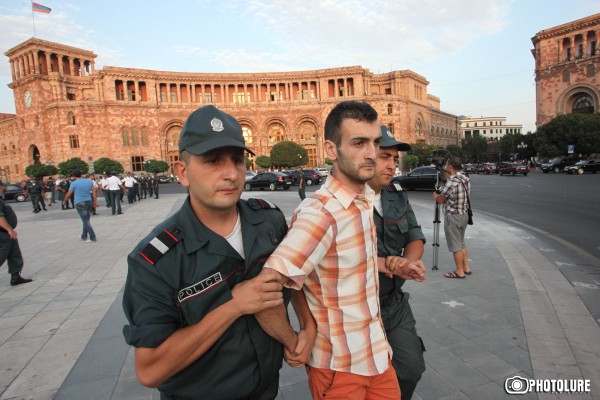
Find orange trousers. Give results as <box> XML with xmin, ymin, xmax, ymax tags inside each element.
<box><xmin>307</xmin><ymin>361</ymin><xmax>400</xmax><ymax>400</ymax></box>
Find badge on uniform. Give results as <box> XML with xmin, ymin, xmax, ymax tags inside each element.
<box><xmin>139</xmin><ymin>229</ymin><xmax>180</xmax><ymax>265</ymax></box>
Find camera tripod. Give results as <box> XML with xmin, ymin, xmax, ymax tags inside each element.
<box><xmin>432</xmin><ymin>169</ymin><xmax>445</xmax><ymax>271</ymax></box>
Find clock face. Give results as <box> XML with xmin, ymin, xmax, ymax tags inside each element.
<box><xmin>24</xmin><ymin>91</ymin><xmax>32</xmax><ymax>108</ymax></box>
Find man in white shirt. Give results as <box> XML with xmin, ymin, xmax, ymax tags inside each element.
<box><xmin>107</xmin><ymin>171</ymin><xmax>127</xmax><ymax>215</ymax></box>
<box><xmin>100</xmin><ymin>174</ymin><xmax>111</xmax><ymax>208</ymax></box>
<box><xmin>121</xmin><ymin>172</ymin><xmax>138</xmax><ymax>204</ymax></box>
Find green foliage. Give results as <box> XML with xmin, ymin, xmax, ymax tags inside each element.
<box><xmin>24</xmin><ymin>164</ymin><xmax>58</xmax><ymax>178</ymax></box>
<box><xmin>58</xmin><ymin>157</ymin><xmax>88</xmax><ymax>176</ymax></box>
<box><xmin>270</xmin><ymin>141</ymin><xmax>308</xmax><ymax>167</ymax></box>
<box><xmin>403</xmin><ymin>155</ymin><xmax>419</xmax><ymax>169</ymax></box>
<box><xmin>461</xmin><ymin>137</ymin><xmax>488</xmax><ymax>163</ymax></box>
<box><xmin>245</xmin><ymin>157</ymin><xmax>252</xmax><ymax>169</ymax></box>
<box><xmin>255</xmin><ymin>155</ymin><xmax>271</xmax><ymax>169</ymax></box>
<box><xmin>143</xmin><ymin>159</ymin><xmax>169</xmax><ymax>174</ymax></box>
<box><xmin>408</xmin><ymin>143</ymin><xmax>437</xmax><ymax>166</ymax></box>
<box><xmin>445</xmin><ymin>145</ymin><xmax>462</xmax><ymax>160</ymax></box>
<box><xmin>94</xmin><ymin>158</ymin><xmax>124</xmax><ymax>175</ymax></box>
<box><xmin>534</xmin><ymin>113</ymin><xmax>600</xmax><ymax>157</ymax></box>
<box><xmin>324</xmin><ymin>157</ymin><xmax>332</xmax><ymax>166</ymax></box>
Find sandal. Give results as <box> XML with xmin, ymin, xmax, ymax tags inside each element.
<box><xmin>464</xmin><ymin>271</ymin><xmax>472</xmax><ymax>275</ymax></box>
<box><xmin>444</xmin><ymin>271</ymin><xmax>465</xmax><ymax>279</ymax></box>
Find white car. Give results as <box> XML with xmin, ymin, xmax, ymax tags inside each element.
<box><xmin>317</xmin><ymin>168</ymin><xmax>330</xmax><ymax>177</ymax></box>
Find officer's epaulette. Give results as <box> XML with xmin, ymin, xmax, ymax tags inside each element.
<box><xmin>386</xmin><ymin>180</ymin><xmax>404</xmax><ymax>192</ymax></box>
<box><xmin>247</xmin><ymin>197</ymin><xmax>280</xmax><ymax>211</ymax></box>
<box><xmin>139</xmin><ymin>227</ymin><xmax>180</xmax><ymax>266</ymax></box>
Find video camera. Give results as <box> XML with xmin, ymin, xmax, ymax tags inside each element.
<box><xmin>427</xmin><ymin>149</ymin><xmax>449</xmax><ymax>192</ymax></box>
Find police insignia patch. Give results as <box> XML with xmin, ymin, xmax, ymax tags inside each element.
<box><xmin>386</xmin><ymin>181</ymin><xmax>403</xmax><ymax>192</ymax></box>
<box><xmin>140</xmin><ymin>229</ymin><xmax>180</xmax><ymax>265</ymax></box>
<box><xmin>211</xmin><ymin>118</ymin><xmax>224</xmax><ymax>132</ymax></box>
<box><xmin>247</xmin><ymin>198</ymin><xmax>279</xmax><ymax>210</ymax></box>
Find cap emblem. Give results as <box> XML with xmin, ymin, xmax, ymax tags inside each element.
<box><xmin>211</xmin><ymin>118</ymin><xmax>224</xmax><ymax>132</ymax></box>
<box><xmin>386</xmin><ymin>129</ymin><xmax>394</xmax><ymax>138</ymax></box>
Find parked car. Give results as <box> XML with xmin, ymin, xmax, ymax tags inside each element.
<box><xmin>244</xmin><ymin>172</ymin><xmax>292</xmax><ymax>191</ymax></box>
<box><xmin>499</xmin><ymin>162</ymin><xmax>529</xmax><ymax>176</ymax></box>
<box><xmin>316</xmin><ymin>167</ymin><xmax>330</xmax><ymax>177</ymax></box>
<box><xmin>463</xmin><ymin>163</ymin><xmax>477</xmax><ymax>174</ymax></box>
<box><xmin>541</xmin><ymin>156</ymin><xmax>577</xmax><ymax>173</ymax></box>
<box><xmin>2</xmin><ymin>183</ymin><xmax>28</xmax><ymax>202</ymax></box>
<box><xmin>245</xmin><ymin>171</ymin><xmax>257</xmax><ymax>181</ymax></box>
<box><xmin>156</xmin><ymin>175</ymin><xmax>171</xmax><ymax>183</ymax></box>
<box><xmin>395</xmin><ymin>166</ymin><xmax>441</xmax><ymax>190</ymax></box>
<box><xmin>286</xmin><ymin>169</ymin><xmax>323</xmax><ymax>186</ymax></box>
<box><xmin>565</xmin><ymin>159</ymin><xmax>600</xmax><ymax>174</ymax></box>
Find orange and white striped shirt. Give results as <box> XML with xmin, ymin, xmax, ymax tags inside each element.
<box><xmin>264</xmin><ymin>175</ymin><xmax>391</xmax><ymax>376</ymax></box>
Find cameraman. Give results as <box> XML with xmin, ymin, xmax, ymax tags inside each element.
<box><xmin>433</xmin><ymin>157</ymin><xmax>472</xmax><ymax>279</ymax></box>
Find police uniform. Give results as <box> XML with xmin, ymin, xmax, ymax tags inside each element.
<box><xmin>123</xmin><ymin>197</ymin><xmax>288</xmax><ymax>399</ymax></box>
<box><xmin>25</xmin><ymin>179</ymin><xmax>44</xmax><ymax>212</ymax></box>
<box><xmin>0</xmin><ymin>194</ymin><xmax>32</xmax><ymax>285</ymax></box>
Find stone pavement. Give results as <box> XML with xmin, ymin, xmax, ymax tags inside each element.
<box><xmin>0</xmin><ymin>190</ymin><xmax>598</xmax><ymax>399</ymax></box>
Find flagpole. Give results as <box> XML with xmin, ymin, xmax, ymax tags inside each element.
<box><xmin>31</xmin><ymin>2</ymin><xmax>37</xmax><ymax>38</ymax></box>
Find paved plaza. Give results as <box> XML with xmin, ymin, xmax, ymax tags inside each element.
<box><xmin>0</xmin><ymin>189</ymin><xmax>598</xmax><ymax>399</ymax></box>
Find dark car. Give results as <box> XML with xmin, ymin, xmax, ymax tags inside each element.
<box><xmin>499</xmin><ymin>162</ymin><xmax>529</xmax><ymax>176</ymax></box>
<box><xmin>156</xmin><ymin>175</ymin><xmax>171</xmax><ymax>184</ymax></box>
<box><xmin>2</xmin><ymin>183</ymin><xmax>28</xmax><ymax>202</ymax></box>
<box><xmin>476</xmin><ymin>163</ymin><xmax>497</xmax><ymax>174</ymax></box>
<box><xmin>541</xmin><ymin>156</ymin><xmax>577</xmax><ymax>173</ymax></box>
<box><xmin>565</xmin><ymin>159</ymin><xmax>600</xmax><ymax>174</ymax></box>
<box><xmin>286</xmin><ymin>169</ymin><xmax>323</xmax><ymax>186</ymax></box>
<box><xmin>395</xmin><ymin>166</ymin><xmax>442</xmax><ymax>190</ymax></box>
<box><xmin>244</xmin><ymin>172</ymin><xmax>292</xmax><ymax>191</ymax></box>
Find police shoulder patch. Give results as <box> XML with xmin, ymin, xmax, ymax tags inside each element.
<box><xmin>139</xmin><ymin>227</ymin><xmax>180</xmax><ymax>266</ymax></box>
<box><xmin>386</xmin><ymin>180</ymin><xmax>404</xmax><ymax>192</ymax></box>
<box><xmin>247</xmin><ymin>197</ymin><xmax>280</xmax><ymax>210</ymax></box>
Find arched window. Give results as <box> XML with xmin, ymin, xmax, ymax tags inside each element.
<box><xmin>121</xmin><ymin>127</ymin><xmax>130</xmax><ymax>146</ymax></box>
<box><xmin>587</xmin><ymin>64</ymin><xmax>595</xmax><ymax>78</ymax></box>
<box><xmin>267</xmin><ymin>122</ymin><xmax>285</xmax><ymax>143</ymax></box>
<box><xmin>573</xmin><ymin>96</ymin><xmax>594</xmax><ymax>114</ymax></box>
<box><xmin>141</xmin><ymin>127</ymin><xmax>149</xmax><ymax>146</ymax></box>
<box><xmin>10</xmin><ymin>143</ymin><xmax>16</xmax><ymax>155</ymax></box>
<box><xmin>241</xmin><ymin>125</ymin><xmax>254</xmax><ymax>144</ymax></box>
<box><xmin>131</xmin><ymin>127</ymin><xmax>140</xmax><ymax>146</ymax></box>
<box><xmin>167</xmin><ymin>127</ymin><xmax>180</xmax><ymax>148</ymax></box>
<box><xmin>67</xmin><ymin>111</ymin><xmax>75</xmax><ymax>125</ymax></box>
<box><xmin>562</xmin><ymin>70</ymin><xmax>570</xmax><ymax>82</ymax></box>
<box><xmin>298</xmin><ymin>121</ymin><xmax>316</xmax><ymax>140</ymax></box>
<box><xmin>415</xmin><ymin>119</ymin><xmax>423</xmax><ymax>136</ymax></box>
<box><xmin>387</xmin><ymin>104</ymin><xmax>393</xmax><ymax>115</ymax></box>
<box><xmin>1</xmin><ymin>145</ymin><xmax>7</xmax><ymax>156</ymax></box>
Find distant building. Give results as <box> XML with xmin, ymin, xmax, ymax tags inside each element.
<box><xmin>531</xmin><ymin>13</ymin><xmax>600</xmax><ymax>128</ymax></box>
<box><xmin>460</xmin><ymin>116</ymin><xmax>522</xmax><ymax>142</ymax></box>
<box><xmin>0</xmin><ymin>38</ymin><xmax>460</xmax><ymax>182</ymax></box>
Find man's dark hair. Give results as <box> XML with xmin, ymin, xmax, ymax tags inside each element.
<box><xmin>324</xmin><ymin>101</ymin><xmax>378</xmax><ymax>147</ymax></box>
<box><xmin>448</xmin><ymin>157</ymin><xmax>463</xmax><ymax>171</ymax></box>
<box><xmin>73</xmin><ymin>169</ymin><xmax>82</xmax><ymax>178</ymax></box>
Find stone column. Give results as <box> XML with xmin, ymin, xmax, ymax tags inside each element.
<box><xmin>68</xmin><ymin>57</ymin><xmax>74</xmax><ymax>76</ymax></box>
<box><xmin>46</xmin><ymin>53</ymin><xmax>52</xmax><ymax>73</ymax></box>
<box><xmin>58</xmin><ymin>56</ymin><xmax>64</xmax><ymax>75</ymax></box>
<box><xmin>9</xmin><ymin>60</ymin><xmax>15</xmax><ymax>81</ymax></box>
<box><xmin>33</xmin><ymin>51</ymin><xmax>39</xmax><ymax>74</ymax></box>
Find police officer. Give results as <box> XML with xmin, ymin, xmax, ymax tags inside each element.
<box><xmin>151</xmin><ymin>172</ymin><xmax>159</xmax><ymax>199</ymax></box>
<box><xmin>122</xmin><ymin>105</ymin><xmax>312</xmax><ymax>399</ymax></box>
<box><xmin>56</xmin><ymin>176</ymin><xmax>69</xmax><ymax>209</ymax></box>
<box><xmin>138</xmin><ymin>173</ymin><xmax>148</xmax><ymax>199</ymax></box>
<box><xmin>24</xmin><ymin>176</ymin><xmax>45</xmax><ymax>213</ymax></box>
<box><xmin>368</xmin><ymin>126</ymin><xmax>427</xmax><ymax>400</ymax></box>
<box><xmin>296</xmin><ymin>165</ymin><xmax>305</xmax><ymax>200</ymax></box>
<box><xmin>0</xmin><ymin>181</ymin><xmax>33</xmax><ymax>286</ymax></box>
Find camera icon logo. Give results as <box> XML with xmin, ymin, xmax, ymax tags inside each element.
<box><xmin>505</xmin><ymin>376</ymin><xmax>530</xmax><ymax>394</ymax></box>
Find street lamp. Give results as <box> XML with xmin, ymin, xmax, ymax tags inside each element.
<box><xmin>517</xmin><ymin>142</ymin><xmax>527</xmax><ymax>162</ymax></box>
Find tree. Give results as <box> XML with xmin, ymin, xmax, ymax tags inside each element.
<box><xmin>445</xmin><ymin>145</ymin><xmax>463</xmax><ymax>160</ymax></box>
<box><xmin>143</xmin><ymin>159</ymin><xmax>170</xmax><ymax>174</ymax></box>
<box><xmin>245</xmin><ymin>156</ymin><xmax>252</xmax><ymax>170</ymax></box>
<box><xmin>255</xmin><ymin>155</ymin><xmax>271</xmax><ymax>169</ymax></box>
<box><xmin>461</xmin><ymin>137</ymin><xmax>488</xmax><ymax>163</ymax></box>
<box><xmin>408</xmin><ymin>143</ymin><xmax>437</xmax><ymax>166</ymax></box>
<box><xmin>270</xmin><ymin>141</ymin><xmax>308</xmax><ymax>168</ymax></box>
<box><xmin>324</xmin><ymin>157</ymin><xmax>332</xmax><ymax>166</ymax></box>
<box><xmin>534</xmin><ymin>113</ymin><xmax>600</xmax><ymax>158</ymax></box>
<box><xmin>94</xmin><ymin>158</ymin><xmax>124</xmax><ymax>175</ymax></box>
<box><xmin>403</xmin><ymin>155</ymin><xmax>419</xmax><ymax>170</ymax></box>
<box><xmin>24</xmin><ymin>164</ymin><xmax>58</xmax><ymax>178</ymax></box>
<box><xmin>58</xmin><ymin>157</ymin><xmax>88</xmax><ymax>176</ymax></box>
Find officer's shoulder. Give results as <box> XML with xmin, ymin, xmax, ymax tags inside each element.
<box><xmin>384</xmin><ymin>179</ymin><xmax>405</xmax><ymax>193</ymax></box>
<box><xmin>134</xmin><ymin>215</ymin><xmax>182</xmax><ymax>267</ymax></box>
<box><xmin>245</xmin><ymin>197</ymin><xmax>281</xmax><ymax>212</ymax></box>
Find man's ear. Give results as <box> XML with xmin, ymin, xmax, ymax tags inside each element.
<box><xmin>324</xmin><ymin>140</ymin><xmax>338</xmax><ymax>162</ymax></box>
<box><xmin>173</xmin><ymin>161</ymin><xmax>189</xmax><ymax>187</ymax></box>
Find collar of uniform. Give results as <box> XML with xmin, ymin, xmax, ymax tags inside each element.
<box><xmin>324</xmin><ymin>174</ymin><xmax>373</xmax><ymax>209</ymax></box>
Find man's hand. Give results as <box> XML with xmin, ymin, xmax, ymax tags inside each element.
<box><xmin>284</xmin><ymin>327</ymin><xmax>316</xmax><ymax>368</ymax></box>
<box><xmin>399</xmin><ymin>260</ymin><xmax>426</xmax><ymax>282</ymax></box>
<box><xmin>231</xmin><ymin>270</ymin><xmax>283</xmax><ymax>316</ymax></box>
<box><xmin>385</xmin><ymin>256</ymin><xmax>410</xmax><ymax>276</ymax></box>
<box><xmin>7</xmin><ymin>228</ymin><xmax>17</xmax><ymax>240</ymax></box>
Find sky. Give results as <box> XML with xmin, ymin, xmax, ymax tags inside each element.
<box><xmin>0</xmin><ymin>0</ymin><xmax>598</xmax><ymax>133</ymax></box>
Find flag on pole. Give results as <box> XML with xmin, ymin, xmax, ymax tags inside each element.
<box><xmin>32</xmin><ymin>2</ymin><xmax>51</xmax><ymax>14</ymax></box>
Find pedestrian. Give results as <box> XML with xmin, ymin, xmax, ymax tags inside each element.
<box><xmin>122</xmin><ymin>105</ymin><xmax>313</xmax><ymax>399</ymax></box>
<box><xmin>0</xmin><ymin>181</ymin><xmax>33</xmax><ymax>286</ymax></box>
<box><xmin>43</xmin><ymin>177</ymin><xmax>54</xmax><ymax>206</ymax></box>
<box><xmin>63</xmin><ymin>170</ymin><xmax>98</xmax><ymax>243</ymax></box>
<box><xmin>296</xmin><ymin>165</ymin><xmax>305</xmax><ymax>200</ymax></box>
<box><xmin>100</xmin><ymin>173</ymin><xmax>111</xmax><ymax>207</ymax></box>
<box><xmin>368</xmin><ymin>125</ymin><xmax>427</xmax><ymax>400</ymax></box>
<box><xmin>106</xmin><ymin>171</ymin><xmax>126</xmax><ymax>215</ymax></box>
<box><xmin>24</xmin><ymin>176</ymin><xmax>45</xmax><ymax>213</ymax></box>
<box><xmin>89</xmin><ymin>174</ymin><xmax>98</xmax><ymax>215</ymax></box>
<box><xmin>139</xmin><ymin>173</ymin><xmax>148</xmax><ymax>199</ymax></box>
<box><xmin>151</xmin><ymin>173</ymin><xmax>159</xmax><ymax>198</ymax></box>
<box><xmin>261</xmin><ymin>101</ymin><xmax>401</xmax><ymax>399</ymax></box>
<box><xmin>433</xmin><ymin>157</ymin><xmax>472</xmax><ymax>278</ymax></box>
<box><xmin>121</xmin><ymin>172</ymin><xmax>137</xmax><ymax>204</ymax></box>
<box><xmin>56</xmin><ymin>176</ymin><xmax>69</xmax><ymax>209</ymax></box>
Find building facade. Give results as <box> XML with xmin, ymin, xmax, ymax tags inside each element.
<box><xmin>1</xmin><ymin>38</ymin><xmax>460</xmax><ymax>182</ymax></box>
<box><xmin>531</xmin><ymin>13</ymin><xmax>600</xmax><ymax>128</ymax></box>
<box><xmin>460</xmin><ymin>116</ymin><xmax>523</xmax><ymax>142</ymax></box>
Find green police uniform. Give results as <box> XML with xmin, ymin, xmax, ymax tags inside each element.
<box><xmin>123</xmin><ymin>196</ymin><xmax>289</xmax><ymax>400</ymax></box>
<box><xmin>375</xmin><ymin>180</ymin><xmax>427</xmax><ymax>400</ymax></box>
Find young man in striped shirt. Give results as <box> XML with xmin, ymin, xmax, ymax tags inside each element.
<box><xmin>260</xmin><ymin>101</ymin><xmax>401</xmax><ymax>399</ymax></box>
